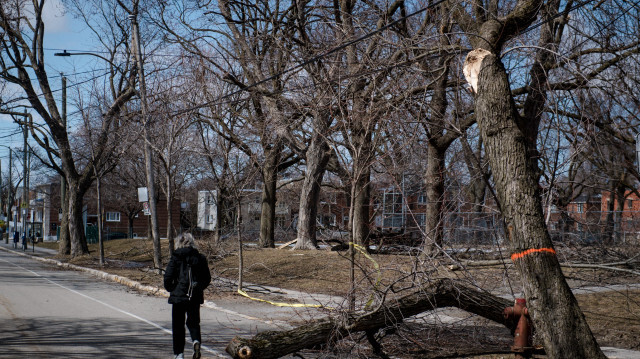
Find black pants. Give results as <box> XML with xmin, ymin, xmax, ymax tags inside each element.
<box><xmin>172</xmin><ymin>301</ymin><xmax>202</xmax><ymax>355</ymax></box>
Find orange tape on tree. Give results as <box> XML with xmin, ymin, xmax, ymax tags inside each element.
<box><xmin>510</xmin><ymin>248</ymin><xmax>556</xmax><ymax>261</ymax></box>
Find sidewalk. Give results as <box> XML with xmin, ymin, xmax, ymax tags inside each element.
<box><xmin>0</xmin><ymin>238</ymin><xmax>58</xmax><ymax>256</ymax></box>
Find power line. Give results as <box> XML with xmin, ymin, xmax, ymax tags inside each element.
<box><xmin>168</xmin><ymin>0</ymin><xmax>605</xmax><ymax>117</ymax></box>
<box><xmin>26</xmin><ymin>0</ymin><xmax>618</xmax><ymax>122</ymax></box>
<box><xmin>44</xmin><ymin>47</ymin><xmax>225</xmax><ymax>59</ymax></box>
<box><xmin>171</xmin><ymin>0</ymin><xmax>447</xmax><ymax>116</ymax></box>
<box><xmin>48</xmin><ymin>67</ymin><xmax>116</xmax><ymax>79</ymax></box>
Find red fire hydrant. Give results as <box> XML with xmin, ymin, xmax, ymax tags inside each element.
<box><xmin>504</xmin><ymin>298</ymin><xmax>533</xmax><ymax>359</ymax></box>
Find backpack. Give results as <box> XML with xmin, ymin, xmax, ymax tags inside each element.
<box><xmin>178</xmin><ymin>259</ymin><xmax>199</xmax><ymax>300</ymax></box>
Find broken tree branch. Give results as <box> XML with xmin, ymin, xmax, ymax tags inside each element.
<box><xmin>448</xmin><ymin>257</ymin><xmax>640</xmax><ymax>276</ymax></box>
<box><xmin>225</xmin><ymin>278</ymin><xmax>514</xmax><ymax>359</ymax></box>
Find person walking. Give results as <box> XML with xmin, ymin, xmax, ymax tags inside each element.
<box><xmin>163</xmin><ymin>233</ymin><xmax>211</xmax><ymax>359</ymax></box>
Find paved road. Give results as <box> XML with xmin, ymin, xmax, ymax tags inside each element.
<box><xmin>0</xmin><ymin>244</ymin><xmax>318</xmax><ymax>358</ymax></box>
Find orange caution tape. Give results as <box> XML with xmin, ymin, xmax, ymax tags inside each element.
<box><xmin>510</xmin><ymin>248</ymin><xmax>556</xmax><ymax>261</ymax></box>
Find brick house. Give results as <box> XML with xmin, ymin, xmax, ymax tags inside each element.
<box><xmin>28</xmin><ymin>180</ymin><xmax>181</xmax><ymax>242</ymax></box>
<box><xmin>546</xmin><ymin>190</ymin><xmax>640</xmax><ymax>242</ymax></box>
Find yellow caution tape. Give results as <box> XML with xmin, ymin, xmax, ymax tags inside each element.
<box><xmin>350</xmin><ymin>242</ymin><xmax>382</xmax><ymax>310</ymax></box>
<box><xmin>237</xmin><ymin>288</ymin><xmax>332</xmax><ymax>309</ymax></box>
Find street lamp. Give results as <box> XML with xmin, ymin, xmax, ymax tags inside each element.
<box><xmin>54</xmin><ymin>50</ymin><xmax>119</xmax><ymax>67</ymax></box>
<box><xmin>54</xmin><ymin>51</ymin><xmax>106</xmax><ymax>262</ymax></box>
<box><xmin>54</xmin><ymin>45</ymin><xmax>161</xmax><ymax>269</ymax></box>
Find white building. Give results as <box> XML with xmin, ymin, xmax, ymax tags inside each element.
<box><xmin>197</xmin><ymin>190</ymin><xmax>217</xmax><ymax>231</ymax></box>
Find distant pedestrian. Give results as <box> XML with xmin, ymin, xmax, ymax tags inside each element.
<box><xmin>13</xmin><ymin>231</ymin><xmax>19</xmax><ymax>248</ymax></box>
<box><xmin>163</xmin><ymin>233</ymin><xmax>211</xmax><ymax>359</ymax></box>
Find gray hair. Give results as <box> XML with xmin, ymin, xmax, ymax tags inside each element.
<box><xmin>175</xmin><ymin>233</ymin><xmax>195</xmax><ymax>249</ymax></box>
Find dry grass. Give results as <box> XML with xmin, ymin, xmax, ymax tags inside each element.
<box><xmin>35</xmin><ymin>238</ymin><xmax>640</xmax><ymax>356</ymax></box>
<box><xmin>577</xmin><ymin>290</ymin><xmax>640</xmax><ymax>350</ymax></box>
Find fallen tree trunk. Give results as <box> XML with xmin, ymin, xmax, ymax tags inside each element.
<box><xmin>226</xmin><ymin>278</ymin><xmax>514</xmax><ymax>359</ymax></box>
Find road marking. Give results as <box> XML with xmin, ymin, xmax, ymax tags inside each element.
<box><xmin>0</xmin><ymin>255</ymin><xmax>228</xmax><ymax>358</ymax></box>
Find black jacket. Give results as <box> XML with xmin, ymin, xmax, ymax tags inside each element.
<box><xmin>164</xmin><ymin>247</ymin><xmax>211</xmax><ymax>304</ymax></box>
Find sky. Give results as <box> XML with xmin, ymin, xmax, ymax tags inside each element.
<box><xmin>0</xmin><ymin>0</ymin><xmax>96</xmax><ymax>165</ymax></box>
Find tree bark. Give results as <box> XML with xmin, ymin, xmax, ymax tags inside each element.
<box><xmin>166</xmin><ymin>173</ymin><xmax>174</xmax><ymax>256</ymax></box>
<box><xmin>460</xmin><ymin>137</ymin><xmax>489</xmax><ymax>243</ymax></box>
<box><xmin>604</xmin><ymin>183</ymin><xmax>616</xmax><ymax>244</ymax></box>
<box><xmin>225</xmin><ymin>278</ymin><xmax>514</xmax><ymax>359</ymax></box>
<box><xmin>351</xmin><ymin>161</ymin><xmax>371</xmax><ymax>248</ymax></box>
<box><xmin>58</xmin><ymin>180</ymin><xmax>71</xmax><ymax>255</ymax></box>
<box><xmin>424</xmin><ymin>143</ymin><xmax>446</xmax><ymax>251</ymax></box>
<box><xmin>67</xmin><ymin>180</ymin><xmax>89</xmax><ymax>257</ymax></box>
<box><xmin>475</xmin><ymin>53</ymin><xmax>605</xmax><ymax>359</ymax></box>
<box><xmin>295</xmin><ymin>130</ymin><xmax>331</xmax><ymax>250</ymax></box>
<box><xmin>420</xmin><ymin>13</ymin><xmax>454</xmax><ymax>254</ymax></box>
<box><xmin>259</xmin><ymin>144</ymin><xmax>281</xmax><ymax>248</ymax></box>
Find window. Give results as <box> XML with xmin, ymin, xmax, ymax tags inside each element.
<box><xmin>384</xmin><ymin>192</ymin><xmax>403</xmax><ymax>214</ymax></box>
<box><xmin>58</xmin><ymin>208</ymin><xmax>62</xmax><ymax>220</ymax></box>
<box><xmin>206</xmin><ymin>215</ymin><xmax>215</xmax><ymax>224</ymax></box>
<box><xmin>417</xmin><ymin>195</ymin><xmax>427</xmax><ymax>204</ymax></box>
<box><xmin>628</xmin><ymin>200</ymin><xmax>633</xmax><ymax>210</ymax></box>
<box><xmin>576</xmin><ymin>203</ymin><xmax>584</xmax><ymax>213</ymax></box>
<box><xmin>383</xmin><ymin>214</ymin><xmax>403</xmax><ymax>228</ymax></box>
<box><xmin>206</xmin><ymin>194</ymin><xmax>215</xmax><ymax>204</ymax></box>
<box><xmin>106</xmin><ymin>212</ymin><xmax>121</xmax><ymax>222</ymax></box>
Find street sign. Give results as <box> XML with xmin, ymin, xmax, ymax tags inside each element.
<box><xmin>138</xmin><ymin>187</ymin><xmax>148</xmax><ymax>202</ymax></box>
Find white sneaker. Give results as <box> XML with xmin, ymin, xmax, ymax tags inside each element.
<box><xmin>175</xmin><ymin>353</ymin><xmax>184</xmax><ymax>359</ymax></box>
<box><xmin>193</xmin><ymin>341</ymin><xmax>201</xmax><ymax>359</ymax></box>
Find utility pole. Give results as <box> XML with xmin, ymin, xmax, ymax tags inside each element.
<box><xmin>0</xmin><ymin>157</ymin><xmax>3</xmax><ymax>243</ymax></box>
<box><xmin>22</xmin><ymin>117</ymin><xmax>28</xmax><ymax>251</ymax></box>
<box><xmin>0</xmin><ymin>112</ymin><xmax>32</xmax><ymax>245</ymax></box>
<box><xmin>130</xmin><ymin>7</ymin><xmax>161</xmax><ymax>272</ymax></box>
<box><xmin>8</xmin><ymin>149</ymin><xmax>12</xmax><ymax>244</ymax></box>
<box><xmin>61</xmin><ymin>74</ymin><xmax>67</xmax><ymax>230</ymax></box>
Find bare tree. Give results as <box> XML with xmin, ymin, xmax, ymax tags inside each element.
<box><xmin>147</xmin><ymin>73</ymin><xmax>196</xmax><ymax>254</ymax></box>
<box><xmin>0</xmin><ymin>0</ymin><xmax>136</xmax><ymax>257</ymax></box>
<box><xmin>456</xmin><ymin>0</ymin><xmax>607</xmax><ymax>356</ymax></box>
